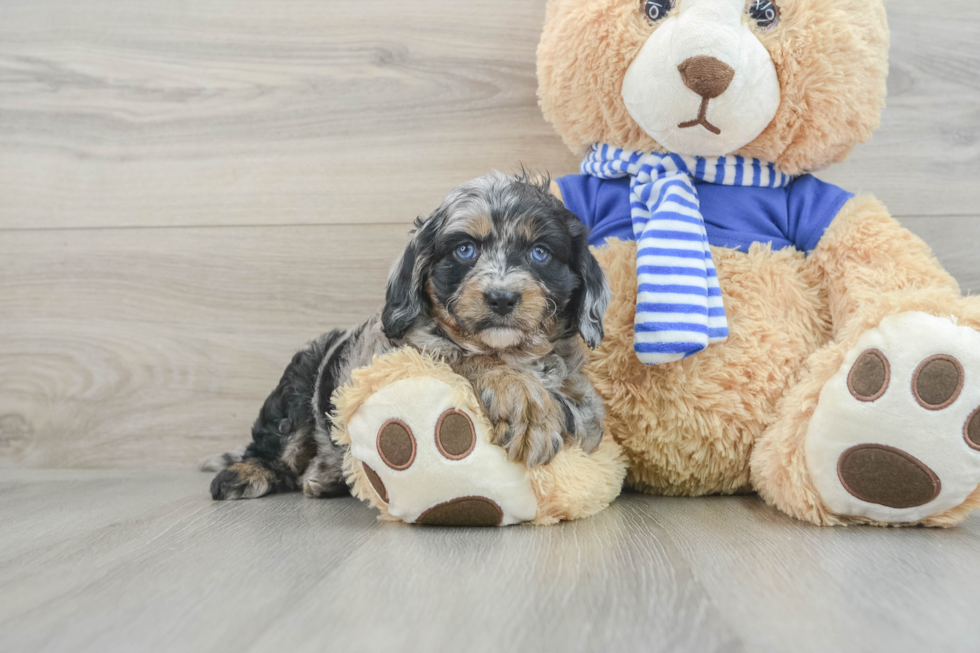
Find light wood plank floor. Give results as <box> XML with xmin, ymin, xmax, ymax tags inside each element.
<box><xmin>1</xmin><ymin>469</ymin><xmax>979</xmax><ymax>653</ymax></box>
<box><xmin>1</xmin><ymin>0</ymin><xmax>979</xmax><ymax>650</ymax></box>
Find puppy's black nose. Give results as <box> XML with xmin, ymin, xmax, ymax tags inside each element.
<box><xmin>484</xmin><ymin>290</ymin><xmax>520</xmax><ymax>316</ymax></box>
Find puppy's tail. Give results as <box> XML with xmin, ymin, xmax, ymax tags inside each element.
<box><xmin>198</xmin><ymin>445</ymin><xmax>247</xmax><ymax>472</ymax></box>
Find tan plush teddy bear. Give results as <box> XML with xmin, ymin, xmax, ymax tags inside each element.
<box><xmin>539</xmin><ymin>0</ymin><xmax>980</xmax><ymax>526</ymax></box>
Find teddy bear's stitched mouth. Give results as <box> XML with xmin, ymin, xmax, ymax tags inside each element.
<box><xmin>678</xmin><ymin>97</ymin><xmax>721</xmax><ymax>135</ymax></box>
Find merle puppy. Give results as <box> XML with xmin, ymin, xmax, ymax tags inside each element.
<box><xmin>206</xmin><ymin>171</ymin><xmax>611</xmax><ymax>500</ymax></box>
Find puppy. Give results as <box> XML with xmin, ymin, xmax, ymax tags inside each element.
<box><xmin>206</xmin><ymin>171</ymin><xmax>611</xmax><ymax>500</ymax></box>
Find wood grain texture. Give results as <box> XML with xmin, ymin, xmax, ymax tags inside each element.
<box><xmin>0</xmin><ymin>470</ymin><xmax>978</xmax><ymax>653</ymax></box>
<box><xmin>0</xmin><ymin>215</ymin><xmax>974</xmax><ymax>470</ymax></box>
<box><xmin>1</xmin><ymin>3</ymin><xmax>978</xmax><ymax>650</ymax></box>
<box><xmin>0</xmin><ymin>224</ymin><xmax>405</xmax><ymax>469</ymax></box>
<box><xmin>0</xmin><ymin>0</ymin><xmax>578</xmax><ymax>230</ymax></box>
<box><xmin>0</xmin><ymin>0</ymin><xmax>978</xmax><ymax>231</ymax></box>
<box><xmin>820</xmin><ymin>0</ymin><xmax>980</xmax><ymax>212</ymax></box>
<box><xmin>0</xmin><ymin>0</ymin><xmax>978</xmax><ymax>471</ymax></box>
<box><xmin>900</xmin><ymin>216</ymin><xmax>980</xmax><ymax>294</ymax></box>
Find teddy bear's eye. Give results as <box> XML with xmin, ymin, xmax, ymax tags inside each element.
<box><xmin>642</xmin><ymin>0</ymin><xmax>674</xmax><ymax>24</ymax></box>
<box><xmin>747</xmin><ymin>0</ymin><xmax>780</xmax><ymax>31</ymax></box>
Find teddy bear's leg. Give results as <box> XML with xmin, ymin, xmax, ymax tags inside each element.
<box><xmin>331</xmin><ymin>348</ymin><xmax>627</xmax><ymax>526</ymax></box>
<box><xmin>751</xmin><ymin>197</ymin><xmax>980</xmax><ymax>526</ymax></box>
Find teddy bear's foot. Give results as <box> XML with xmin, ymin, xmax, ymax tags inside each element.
<box><xmin>806</xmin><ymin>312</ymin><xmax>980</xmax><ymax>525</ymax></box>
<box><xmin>344</xmin><ymin>376</ymin><xmax>539</xmax><ymax>526</ymax></box>
<box><xmin>331</xmin><ymin>348</ymin><xmax>627</xmax><ymax>526</ymax></box>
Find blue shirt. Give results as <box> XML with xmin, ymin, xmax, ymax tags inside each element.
<box><xmin>556</xmin><ymin>173</ymin><xmax>853</xmax><ymax>253</ymax></box>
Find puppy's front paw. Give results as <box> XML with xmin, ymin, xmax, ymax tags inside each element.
<box><xmin>477</xmin><ymin>371</ymin><xmax>565</xmax><ymax>467</ymax></box>
<box><xmin>493</xmin><ymin>419</ymin><xmax>563</xmax><ymax>467</ymax></box>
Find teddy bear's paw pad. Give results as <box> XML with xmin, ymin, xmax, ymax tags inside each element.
<box><xmin>836</xmin><ymin>445</ymin><xmax>940</xmax><ymax>509</ymax></box>
<box><xmin>435</xmin><ymin>410</ymin><xmax>477</xmax><ymax>460</ymax></box>
<box><xmin>806</xmin><ymin>312</ymin><xmax>980</xmax><ymax>523</ymax></box>
<box><xmin>376</xmin><ymin>419</ymin><xmax>416</xmax><ymax>470</ymax></box>
<box><xmin>966</xmin><ymin>408</ymin><xmax>980</xmax><ymax>450</ymax></box>
<box><xmin>361</xmin><ymin>463</ymin><xmax>388</xmax><ymax>503</ymax></box>
<box><xmin>346</xmin><ymin>377</ymin><xmax>538</xmax><ymax>526</ymax></box>
<box><xmin>416</xmin><ymin>496</ymin><xmax>503</xmax><ymax>527</ymax></box>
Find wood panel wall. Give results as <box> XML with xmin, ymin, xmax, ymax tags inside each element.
<box><xmin>1</xmin><ymin>0</ymin><xmax>977</xmax><ymax>469</ymax></box>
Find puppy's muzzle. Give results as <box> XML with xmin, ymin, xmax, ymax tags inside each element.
<box><xmin>484</xmin><ymin>290</ymin><xmax>521</xmax><ymax>316</ymax></box>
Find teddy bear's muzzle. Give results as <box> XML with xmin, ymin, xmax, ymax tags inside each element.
<box><xmin>620</xmin><ymin>0</ymin><xmax>781</xmax><ymax>156</ymax></box>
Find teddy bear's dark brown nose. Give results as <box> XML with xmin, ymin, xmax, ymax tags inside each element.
<box><xmin>678</xmin><ymin>56</ymin><xmax>735</xmax><ymax>99</ymax></box>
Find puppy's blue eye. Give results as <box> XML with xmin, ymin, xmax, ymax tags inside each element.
<box><xmin>455</xmin><ymin>243</ymin><xmax>477</xmax><ymax>261</ymax></box>
<box><xmin>530</xmin><ymin>246</ymin><xmax>550</xmax><ymax>263</ymax></box>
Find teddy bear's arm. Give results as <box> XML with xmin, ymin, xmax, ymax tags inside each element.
<box><xmin>806</xmin><ymin>194</ymin><xmax>961</xmax><ymax>336</ymax></box>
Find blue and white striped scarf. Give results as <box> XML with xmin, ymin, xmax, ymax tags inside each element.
<box><xmin>582</xmin><ymin>144</ymin><xmax>792</xmax><ymax>365</ymax></box>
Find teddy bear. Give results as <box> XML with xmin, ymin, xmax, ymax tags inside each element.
<box><xmin>537</xmin><ymin>0</ymin><xmax>980</xmax><ymax>526</ymax></box>
<box><xmin>334</xmin><ymin>0</ymin><xmax>980</xmax><ymax>529</ymax></box>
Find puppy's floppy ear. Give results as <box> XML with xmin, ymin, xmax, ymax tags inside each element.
<box><xmin>382</xmin><ymin>211</ymin><xmax>442</xmax><ymax>340</ymax></box>
<box><xmin>569</xmin><ymin>222</ymin><xmax>610</xmax><ymax>350</ymax></box>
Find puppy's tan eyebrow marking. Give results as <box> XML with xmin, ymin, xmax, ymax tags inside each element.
<box><xmin>455</xmin><ymin>212</ymin><xmax>493</xmax><ymax>240</ymax></box>
<box><xmin>514</xmin><ymin>218</ymin><xmax>544</xmax><ymax>243</ymax></box>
